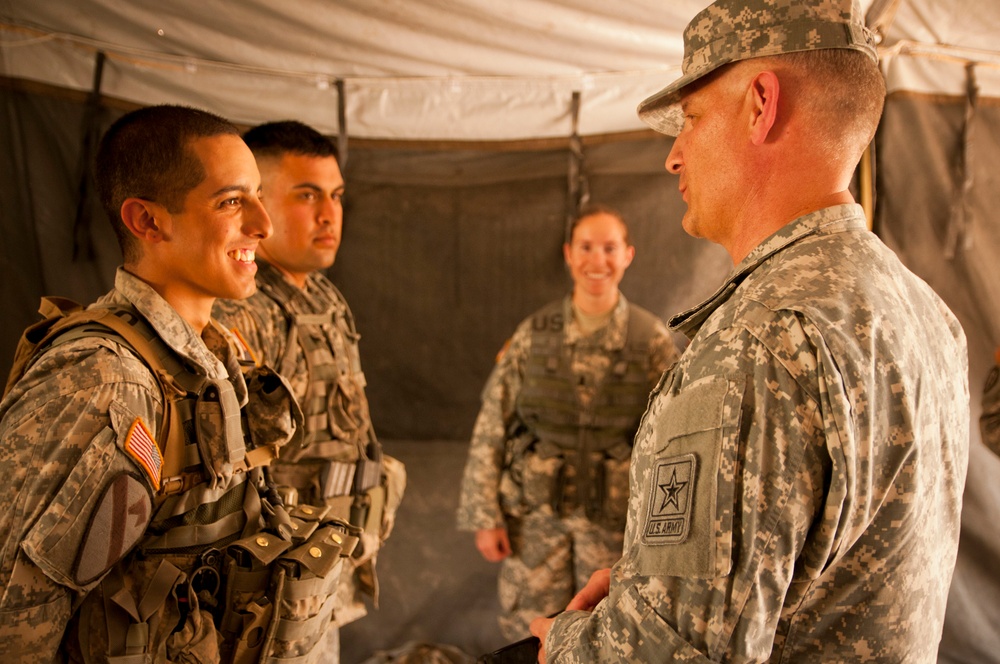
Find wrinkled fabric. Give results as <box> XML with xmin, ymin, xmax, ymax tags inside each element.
<box><xmin>0</xmin><ymin>267</ymin><xmax>248</xmax><ymax>662</ymax></box>
<box><xmin>546</xmin><ymin>205</ymin><xmax>970</xmax><ymax>663</ymax></box>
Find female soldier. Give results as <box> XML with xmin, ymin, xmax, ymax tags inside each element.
<box><xmin>456</xmin><ymin>204</ymin><xmax>679</xmax><ymax>639</ymax></box>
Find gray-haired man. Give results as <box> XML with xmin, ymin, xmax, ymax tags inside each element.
<box><xmin>530</xmin><ymin>0</ymin><xmax>970</xmax><ymax>661</ymax></box>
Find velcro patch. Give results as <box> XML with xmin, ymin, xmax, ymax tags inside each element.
<box><xmin>125</xmin><ymin>417</ymin><xmax>162</xmax><ymax>491</ymax></box>
<box><xmin>75</xmin><ymin>473</ymin><xmax>152</xmax><ymax>586</ymax></box>
<box><xmin>643</xmin><ymin>453</ymin><xmax>697</xmax><ymax>545</ymax></box>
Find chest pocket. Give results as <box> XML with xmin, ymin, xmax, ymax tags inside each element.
<box><xmin>633</xmin><ymin>374</ymin><xmax>746</xmax><ymax>579</ymax></box>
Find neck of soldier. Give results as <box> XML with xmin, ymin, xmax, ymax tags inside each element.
<box><xmin>572</xmin><ymin>287</ymin><xmax>619</xmax><ymax>317</ymax></box>
<box><xmin>256</xmin><ymin>246</ymin><xmax>309</xmax><ymax>289</ymax></box>
<box><xmin>123</xmin><ymin>263</ymin><xmax>215</xmax><ymax>334</ymax></box>
<box><xmin>723</xmin><ymin>148</ymin><xmax>858</xmax><ymax>264</ymax></box>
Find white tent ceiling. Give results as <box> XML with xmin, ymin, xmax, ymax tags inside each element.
<box><xmin>2</xmin><ymin>0</ymin><xmax>999</xmax><ymax>143</ymax></box>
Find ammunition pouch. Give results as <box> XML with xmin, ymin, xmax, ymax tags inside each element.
<box><xmin>219</xmin><ymin>510</ymin><xmax>360</xmax><ymax>664</ymax></box>
<box><xmin>501</xmin><ymin>437</ymin><xmax>632</xmax><ymax>528</ymax></box>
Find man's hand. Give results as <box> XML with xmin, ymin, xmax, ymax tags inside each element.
<box><xmin>475</xmin><ymin>527</ymin><xmax>512</xmax><ymax>562</ymax></box>
<box><xmin>526</xmin><ymin>568</ymin><xmax>612</xmax><ymax>663</ymax></box>
<box><xmin>529</xmin><ymin>616</ymin><xmax>554</xmax><ymax>664</ymax></box>
<box><xmin>566</xmin><ymin>567</ymin><xmax>611</xmax><ymax>611</ymax></box>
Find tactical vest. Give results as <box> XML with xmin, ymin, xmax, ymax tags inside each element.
<box><xmin>514</xmin><ymin>300</ymin><xmax>660</xmax><ymax>519</ymax></box>
<box><xmin>8</xmin><ymin>297</ymin><xmax>357</xmax><ymax>664</ymax></box>
<box><xmin>255</xmin><ymin>270</ymin><xmax>383</xmax><ymax>536</ymax></box>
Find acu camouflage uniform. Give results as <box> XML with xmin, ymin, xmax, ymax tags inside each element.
<box><xmin>456</xmin><ymin>294</ymin><xmax>678</xmax><ymax>639</ymax></box>
<box><xmin>214</xmin><ymin>261</ymin><xmax>405</xmax><ymax>634</ymax></box>
<box><xmin>981</xmin><ymin>354</ymin><xmax>1000</xmax><ymax>457</ymax></box>
<box><xmin>0</xmin><ymin>268</ymin><xmax>358</xmax><ymax>663</ymax></box>
<box><xmin>545</xmin><ymin>206</ymin><xmax>970</xmax><ymax>663</ymax></box>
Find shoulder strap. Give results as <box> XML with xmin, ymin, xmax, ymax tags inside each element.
<box><xmin>5</xmin><ymin>298</ymin><xmax>182</xmax><ymax>466</ymax></box>
<box><xmin>5</xmin><ymin>296</ymin><xmax>88</xmax><ymax>399</ymax></box>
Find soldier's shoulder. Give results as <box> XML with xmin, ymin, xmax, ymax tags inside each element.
<box><xmin>3</xmin><ymin>336</ymin><xmax>159</xmax><ymax>423</ymax></box>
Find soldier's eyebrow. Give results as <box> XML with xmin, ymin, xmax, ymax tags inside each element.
<box><xmin>292</xmin><ymin>182</ymin><xmax>345</xmax><ymax>193</ymax></box>
<box><xmin>210</xmin><ymin>184</ymin><xmax>253</xmax><ymax>198</ymax></box>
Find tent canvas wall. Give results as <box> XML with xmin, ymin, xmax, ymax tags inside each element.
<box><xmin>2</xmin><ymin>1</ymin><xmax>999</xmax><ymax>662</ymax></box>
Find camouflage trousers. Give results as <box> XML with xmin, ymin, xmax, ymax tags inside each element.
<box><xmin>497</xmin><ymin>507</ymin><xmax>624</xmax><ymax>640</ymax></box>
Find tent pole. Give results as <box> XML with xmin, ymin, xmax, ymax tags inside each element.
<box><xmin>72</xmin><ymin>50</ymin><xmax>106</xmax><ymax>261</ymax></box>
<box><xmin>336</xmin><ymin>78</ymin><xmax>348</xmax><ymax>169</ymax></box>
<box><xmin>565</xmin><ymin>90</ymin><xmax>588</xmax><ymax>244</ymax></box>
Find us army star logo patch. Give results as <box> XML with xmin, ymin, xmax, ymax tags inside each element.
<box><xmin>644</xmin><ymin>453</ymin><xmax>696</xmax><ymax>545</ymax></box>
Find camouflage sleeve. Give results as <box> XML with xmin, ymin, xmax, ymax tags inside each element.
<box><xmin>981</xmin><ymin>358</ymin><xmax>1000</xmax><ymax>458</ymax></box>
<box><xmin>455</xmin><ymin>323</ymin><xmax>531</xmax><ymax>531</ymax></box>
<box><xmin>0</xmin><ymin>339</ymin><xmax>161</xmax><ymax>659</ymax></box>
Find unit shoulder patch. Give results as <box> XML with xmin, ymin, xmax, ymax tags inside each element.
<box><xmin>124</xmin><ymin>417</ymin><xmax>162</xmax><ymax>491</ymax></box>
<box><xmin>642</xmin><ymin>453</ymin><xmax>697</xmax><ymax>545</ymax></box>
<box><xmin>75</xmin><ymin>472</ymin><xmax>152</xmax><ymax>586</ymax></box>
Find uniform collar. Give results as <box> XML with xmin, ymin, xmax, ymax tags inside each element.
<box><xmin>563</xmin><ymin>291</ymin><xmax>631</xmax><ymax>351</ymax></box>
<box><xmin>668</xmin><ymin>204</ymin><xmax>868</xmax><ymax>338</ymax></box>
<box><xmin>106</xmin><ymin>267</ymin><xmax>239</xmax><ymax>384</ymax></box>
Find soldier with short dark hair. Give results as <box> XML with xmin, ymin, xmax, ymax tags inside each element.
<box><xmin>530</xmin><ymin>1</ymin><xmax>970</xmax><ymax>661</ymax></box>
<box><xmin>0</xmin><ymin>105</ymin><xmax>357</xmax><ymax>662</ymax></box>
<box><xmin>213</xmin><ymin>120</ymin><xmax>406</xmax><ymax>662</ymax></box>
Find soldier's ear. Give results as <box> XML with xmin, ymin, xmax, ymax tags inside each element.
<box><xmin>120</xmin><ymin>198</ymin><xmax>167</xmax><ymax>242</ymax></box>
<box><xmin>748</xmin><ymin>70</ymin><xmax>780</xmax><ymax>146</ymax></box>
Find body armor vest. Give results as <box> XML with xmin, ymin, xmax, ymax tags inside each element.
<box><xmin>514</xmin><ymin>300</ymin><xmax>660</xmax><ymax>519</ymax></box>
<box><xmin>255</xmin><ymin>267</ymin><xmax>383</xmax><ymax>533</ymax></box>
<box><xmin>11</xmin><ymin>298</ymin><xmax>355</xmax><ymax>663</ymax></box>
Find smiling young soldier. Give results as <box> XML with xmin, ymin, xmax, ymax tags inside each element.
<box><xmin>457</xmin><ymin>205</ymin><xmax>679</xmax><ymax>640</ymax></box>
<box><xmin>530</xmin><ymin>1</ymin><xmax>970</xmax><ymax>662</ymax></box>
<box><xmin>213</xmin><ymin>121</ymin><xmax>405</xmax><ymax>662</ymax></box>
<box><xmin>0</xmin><ymin>105</ymin><xmax>359</xmax><ymax>662</ymax></box>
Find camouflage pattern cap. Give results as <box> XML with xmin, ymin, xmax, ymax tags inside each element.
<box><xmin>638</xmin><ymin>0</ymin><xmax>878</xmax><ymax>136</ymax></box>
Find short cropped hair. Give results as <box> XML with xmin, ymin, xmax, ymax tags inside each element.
<box><xmin>775</xmin><ymin>49</ymin><xmax>885</xmax><ymax>157</ymax></box>
<box><xmin>95</xmin><ymin>105</ymin><xmax>240</xmax><ymax>262</ymax></box>
<box><xmin>569</xmin><ymin>203</ymin><xmax>631</xmax><ymax>246</ymax></box>
<box><xmin>242</xmin><ymin>121</ymin><xmax>339</xmax><ymax>162</ymax></box>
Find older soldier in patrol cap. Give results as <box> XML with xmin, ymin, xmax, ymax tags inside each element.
<box><xmin>213</xmin><ymin>120</ymin><xmax>406</xmax><ymax>662</ymax></box>
<box><xmin>0</xmin><ymin>106</ymin><xmax>358</xmax><ymax>662</ymax></box>
<box><xmin>530</xmin><ymin>0</ymin><xmax>970</xmax><ymax>662</ymax></box>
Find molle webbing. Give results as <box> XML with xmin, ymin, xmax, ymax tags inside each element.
<box><xmin>258</xmin><ymin>271</ymin><xmax>376</xmax><ymax>474</ymax></box>
<box><xmin>516</xmin><ymin>301</ymin><xmax>658</xmax><ymax>452</ymax></box>
<box><xmin>258</xmin><ymin>274</ymin><xmax>368</xmax><ymax>457</ymax></box>
<box><xmin>515</xmin><ymin>302</ymin><xmax>659</xmax><ymax>519</ymax></box>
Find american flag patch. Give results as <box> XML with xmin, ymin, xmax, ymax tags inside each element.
<box><xmin>125</xmin><ymin>417</ymin><xmax>162</xmax><ymax>491</ymax></box>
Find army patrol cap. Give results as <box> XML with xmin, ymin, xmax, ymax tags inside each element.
<box><xmin>638</xmin><ymin>0</ymin><xmax>878</xmax><ymax>136</ymax></box>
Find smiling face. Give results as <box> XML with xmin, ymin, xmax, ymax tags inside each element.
<box><xmin>152</xmin><ymin>134</ymin><xmax>271</xmax><ymax>322</ymax></box>
<box><xmin>563</xmin><ymin>211</ymin><xmax>635</xmax><ymax>310</ymax></box>
<box><xmin>255</xmin><ymin>153</ymin><xmax>344</xmax><ymax>288</ymax></box>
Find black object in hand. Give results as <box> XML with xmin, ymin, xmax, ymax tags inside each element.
<box><xmin>477</xmin><ymin>636</ymin><xmax>540</xmax><ymax>664</ymax></box>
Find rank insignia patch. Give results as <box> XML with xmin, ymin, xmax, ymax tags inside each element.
<box><xmin>125</xmin><ymin>417</ymin><xmax>162</xmax><ymax>491</ymax></box>
<box><xmin>643</xmin><ymin>453</ymin><xmax>697</xmax><ymax>545</ymax></box>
